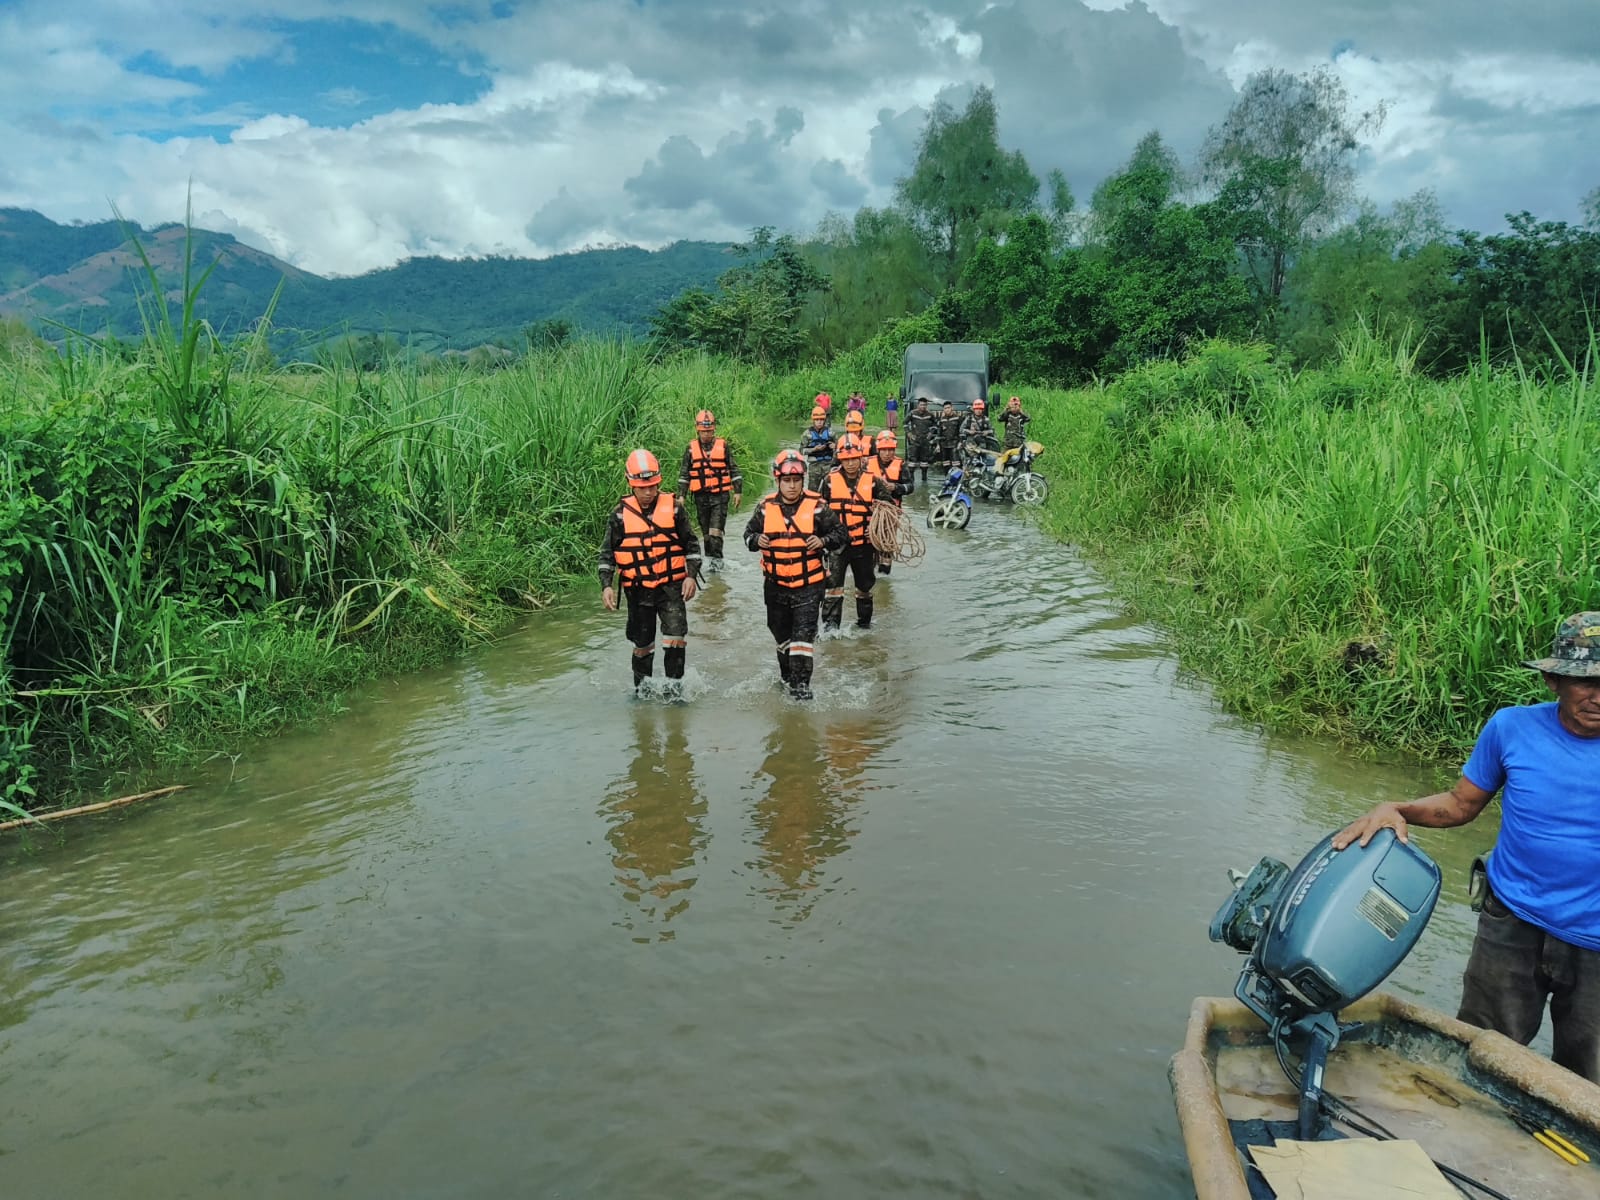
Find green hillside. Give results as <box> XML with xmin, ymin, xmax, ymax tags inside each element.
<box><xmin>0</xmin><ymin>209</ymin><xmax>732</xmax><ymax>356</ymax></box>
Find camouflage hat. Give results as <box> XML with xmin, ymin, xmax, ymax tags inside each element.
<box><xmin>1522</xmin><ymin>612</ymin><xmax>1600</xmax><ymax>677</ymax></box>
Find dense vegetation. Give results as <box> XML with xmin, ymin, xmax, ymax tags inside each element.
<box><xmin>4</xmin><ymin>65</ymin><xmax>1598</xmax><ymax>818</ymax></box>
<box><xmin>0</xmin><ymin>260</ymin><xmax>772</xmax><ymax>815</ymax></box>
<box><xmin>1028</xmin><ymin>335</ymin><xmax>1600</xmax><ymax>759</ymax></box>
<box><xmin>655</xmin><ymin>80</ymin><xmax>1598</xmax><ymax>385</ymax></box>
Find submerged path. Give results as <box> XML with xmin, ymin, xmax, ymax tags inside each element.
<box><xmin>0</xmin><ymin>501</ymin><xmax>1489</xmax><ymax>1198</ymax></box>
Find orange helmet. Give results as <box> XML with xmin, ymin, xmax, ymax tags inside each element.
<box><xmin>772</xmin><ymin>448</ymin><xmax>807</xmax><ymax>477</ymax></box>
<box><xmin>625</xmin><ymin>449</ymin><xmax>662</xmax><ymax>485</ymax></box>
<box><xmin>972</xmin><ymin>398</ymin><xmax>987</xmax><ymax>412</ymax></box>
<box><xmin>695</xmin><ymin>409</ymin><xmax>716</xmax><ymax>428</ymax></box>
<box><xmin>810</xmin><ymin>405</ymin><xmax>827</xmax><ymax>421</ymax></box>
<box><xmin>844</xmin><ymin>410</ymin><xmax>864</xmax><ymax>430</ymax></box>
<box><xmin>875</xmin><ymin>430</ymin><xmax>897</xmax><ymax>449</ymax></box>
<box><xmin>835</xmin><ymin>433</ymin><xmax>868</xmax><ymax>461</ymax></box>
<box><xmin>814</xmin><ymin>392</ymin><xmax>832</xmax><ymax>410</ymax></box>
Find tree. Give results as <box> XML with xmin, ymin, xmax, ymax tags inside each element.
<box><xmin>648</xmin><ymin>228</ymin><xmax>828</xmax><ymax>368</ymax></box>
<box><xmin>1582</xmin><ymin>186</ymin><xmax>1600</xmax><ymax>231</ymax></box>
<box><xmin>1279</xmin><ymin>190</ymin><xmax>1455</xmax><ymax>366</ymax></box>
<box><xmin>1088</xmin><ymin>132</ymin><xmax>1183</xmax><ymax>244</ymax></box>
<box><xmin>1044</xmin><ymin>168</ymin><xmax>1079</xmax><ymax>253</ymax></box>
<box><xmin>1439</xmin><ymin>213</ymin><xmax>1600</xmax><ymax>375</ymax></box>
<box><xmin>957</xmin><ymin>214</ymin><xmax>1111</xmax><ymax>384</ymax></box>
<box><xmin>799</xmin><ymin>207</ymin><xmax>941</xmax><ymax>358</ymax></box>
<box><xmin>524</xmin><ymin>316</ymin><xmax>574</xmax><ymax>351</ymax></box>
<box><xmin>895</xmin><ymin>85</ymin><xmax>1040</xmax><ymax>284</ymax></box>
<box><xmin>1200</xmin><ymin>67</ymin><xmax>1385</xmax><ymax>301</ymax></box>
<box><xmin>1097</xmin><ymin>144</ymin><xmax>1255</xmax><ymax>369</ymax></box>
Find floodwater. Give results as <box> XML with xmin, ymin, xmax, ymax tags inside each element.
<box><xmin>0</xmin><ymin>497</ymin><xmax>1498</xmax><ymax>1199</ymax></box>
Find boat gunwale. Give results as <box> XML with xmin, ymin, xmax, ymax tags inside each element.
<box><xmin>1169</xmin><ymin>991</ymin><xmax>1600</xmax><ymax>1200</ymax></box>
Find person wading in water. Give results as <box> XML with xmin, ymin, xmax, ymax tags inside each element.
<box><xmin>598</xmin><ymin>449</ymin><xmax>701</xmax><ymax>696</ymax></box>
<box><xmin>743</xmin><ymin>449</ymin><xmax>847</xmax><ymax>700</ymax></box>
<box><xmin>677</xmin><ymin>409</ymin><xmax>741</xmax><ymax>574</ymax></box>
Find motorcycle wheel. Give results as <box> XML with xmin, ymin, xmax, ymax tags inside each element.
<box><xmin>927</xmin><ymin>498</ymin><xmax>971</xmax><ymax>530</ymax></box>
<box><xmin>1011</xmin><ymin>473</ymin><xmax>1049</xmax><ymax>505</ymax></box>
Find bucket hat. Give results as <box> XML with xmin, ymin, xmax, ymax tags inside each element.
<box><xmin>1523</xmin><ymin>612</ymin><xmax>1600</xmax><ymax>677</ymax></box>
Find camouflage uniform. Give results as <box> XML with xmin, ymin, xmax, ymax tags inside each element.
<box><xmin>799</xmin><ymin>425</ymin><xmax>836</xmax><ymax>492</ymax></box>
<box><xmin>902</xmin><ymin>405</ymin><xmax>938</xmax><ymax>483</ymax></box>
<box><xmin>936</xmin><ymin>406</ymin><xmax>963</xmax><ymax>471</ymax></box>
<box><xmin>998</xmin><ymin>407</ymin><xmax>1031</xmax><ymax>450</ymax></box>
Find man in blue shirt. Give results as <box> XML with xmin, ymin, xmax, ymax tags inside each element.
<box><xmin>1335</xmin><ymin>611</ymin><xmax>1600</xmax><ymax>1083</ymax></box>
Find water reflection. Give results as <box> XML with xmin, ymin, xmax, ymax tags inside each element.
<box><xmin>746</xmin><ymin>718</ymin><xmax>865</xmax><ymax>926</ymax></box>
<box><xmin>599</xmin><ymin>706</ymin><xmax>709</xmax><ymax>942</ymax></box>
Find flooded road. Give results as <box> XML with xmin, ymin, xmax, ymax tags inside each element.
<box><xmin>0</xmin><ymin>499</ymin><xmax>1494</xmax><ymax>1198</ymax></box>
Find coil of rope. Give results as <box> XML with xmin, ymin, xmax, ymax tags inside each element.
<box><xmin>868</xmin><ymin>500</ymin><xmax>926</xmax><ymax>565</ymax></box>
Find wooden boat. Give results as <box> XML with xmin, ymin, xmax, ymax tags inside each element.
<box><xmin>1170</xmin><ymin>992</ymin><xmax>1600</xmax><ymax>1199</ymax></box>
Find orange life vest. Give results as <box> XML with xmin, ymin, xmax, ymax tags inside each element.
<box><xmin>686</xmin><ymin>437</ymin><xmax>733</xmax><ymax>493</ymax></box>
<box><xmin>760</xmin><ymin>494</ymin><xmax>827</xmax><ymax>587</ymax></box>
<box><xmin>865</xmin><ymin>456</ymin><xmax>904</xmax><ymax>506</ymax></box>
<box><xmin>613</xmin><ymin>493</ymin><xmax>687</xmax><ymax>588</ymax></box>
<box><xmin>825</xmin><ymin>468</ymin><xmax>875</xmax><ymax>547</ymax></box>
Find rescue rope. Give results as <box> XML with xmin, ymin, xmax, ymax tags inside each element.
<box><xmin>868</xmin><ymin>501</ymin><xmax>926</xmax><ymax>565</ymax></box>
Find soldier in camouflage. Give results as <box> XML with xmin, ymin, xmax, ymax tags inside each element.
<box><xmin>902</xmin><ymin>396</ymin><xmax>937</xmax><ymax>484</ymax></box>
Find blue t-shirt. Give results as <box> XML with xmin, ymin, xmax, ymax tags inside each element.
<box><xmin>885</xmin><ymin>398</ymin><xmax>898</xmax><ymax>412</ymax></box>
<box><xmin>1463</xmin><ymin>702</ymin><xmax>1600</xmax><ymax>950</ymax></box>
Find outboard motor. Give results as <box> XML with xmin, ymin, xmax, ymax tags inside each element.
<box><xmin>1210</xmin><ymin>829</ymin><xmax>1441</xmax><ymax>1138</ymax></box>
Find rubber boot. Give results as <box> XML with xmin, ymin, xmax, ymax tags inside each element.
<box><xmin>776</xmin><ymin>650</ymin><xmax>792</xmax><ymax>684</ymax></box>
<box><xmin>789</xmin><ymin>655</ymin><xmax>814</xmax><ymax>701</ymax></box>
<box><xmin>706</xmin><ymin>531</ymin><xmax>723</xmax><ymax>562</ymax></box>
<box><xmin>663</xmin><ymin>646</ymin><xmax>685</xmax><ymax>699</ymax></box>
<box><xmin>821</xmin><ymin>594</ymin><xmax>842</xmax><ymax>631</ymax></box>
<box><xmin>877</xmin><ymin>556</ymin><xmax>892</xmax><ymax>577</ymax></box>
<box><xmin>855</xmin><ymin>592</ymin><xmax>874</xmax><ymax>630</ymax></box>
<box><xmin>631</xmin><ymin>650</ymin><xmax>655</xmax><ymax>692</ymax></box>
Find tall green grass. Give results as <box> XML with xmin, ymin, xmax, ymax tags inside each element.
<box><xmin>1</xmin><ymin>286</ymin><xmax>777</xmax><ymax>808</ymax></box>
<box><xmin>1028</xmin><ymin>334</ymin><xmax>1600</xmax><ymax>758</ymax></box>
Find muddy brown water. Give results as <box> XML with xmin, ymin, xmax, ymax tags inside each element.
<box><xmin>1</xmin><ymin>501</ymin><xmax>1499</xmax><ymax>1198</ymax></box>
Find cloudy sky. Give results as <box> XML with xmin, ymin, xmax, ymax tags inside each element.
<box><xmin>4</xmin><ymin>0</ymin><xmax>1596</xmax><ymax>276</ymax></box>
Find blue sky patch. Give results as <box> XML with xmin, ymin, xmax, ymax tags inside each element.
<box><xmin>112</xmin><ymin>18</ymin><xmax>490</xmax><ymax>139</ymax></box>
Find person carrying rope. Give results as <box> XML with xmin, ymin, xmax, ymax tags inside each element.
<box><xmin>743</xmin><ymin>450</ymin><xmax>847</xmax><ymax>700</ymax></box>
<box><xmin>677</xmin><ymin>409</ymin><xmax>742</xmax><ymax>573</ymax></box>
<box><xmin>864</xmin><ymin>429</ymin><xmax>913</xmax><ymax>575</ymax></box>
<box><xmin>822</xmin><ymin>433</ymin><xmax>894</xmax><ymax>631</ymax></box>
<box><xmin>598</xmin><ymin>449</ymin><xmax>701</xmax><ymax>696</ymax></box>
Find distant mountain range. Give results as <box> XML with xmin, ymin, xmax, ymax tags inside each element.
<box><xmin>0</xmin><ymin>208</ymin><xmax>733</xmax><ymax>358</ymax></box>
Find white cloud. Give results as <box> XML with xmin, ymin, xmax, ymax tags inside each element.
<box><xmin>0</xmin><ymin>0</ymin><xmax>1593</xmax><ymax>274</ymax></box>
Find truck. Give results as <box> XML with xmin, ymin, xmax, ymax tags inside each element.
<box><xmin>900</xmin><ymin>342</ymin><xmax>990</xmax><ymax>413</ymax></box>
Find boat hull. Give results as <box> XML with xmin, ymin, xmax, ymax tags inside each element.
<box><xmin>1170</xmin><ymin>992</ymin><xmax>1600</xmax><ymax>1199</ymax></box>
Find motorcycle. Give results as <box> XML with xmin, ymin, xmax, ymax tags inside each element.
<box><xmin>964</xmin><ymin>440</ymin><xmax>1049</xmax><ymax>505</ymax></box>
<box><xmin>925</xmin><ymin>461</ymin><xmax>975</xmax><ymax>530</ymax></box>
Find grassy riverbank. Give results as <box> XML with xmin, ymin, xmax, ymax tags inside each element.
<box><xmin>1025</xmin><ymin>336</ymin><xmax>1600</xmax><ymax>760</ymax></box>
<box><xmin>0</xmin><ymin>336</ymin><xmax>773</xmax><ymax>813</ymax></box>
<box><xmin>8</xmin><ymin>314</ymin><xmax>1592</xmax><ymax>814</ymax></box>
